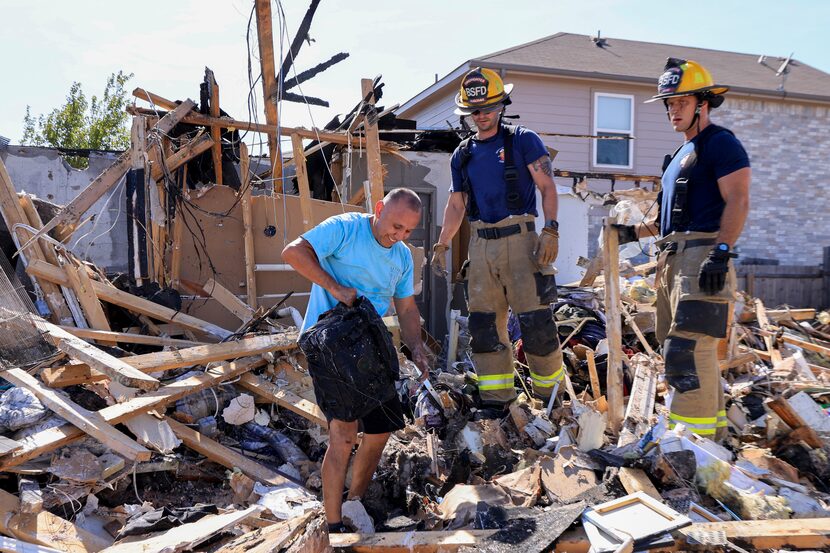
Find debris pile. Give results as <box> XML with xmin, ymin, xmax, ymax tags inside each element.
<box><xmin>1</xmin><ymin>19</ymin><xmax>830</xmax><ymax>553</ymax></box>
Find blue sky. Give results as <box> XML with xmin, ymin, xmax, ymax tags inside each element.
<box><xmin>2</xmin><ymin>0</ymin><xmax>826</xmax><ymax>148</ymax></box>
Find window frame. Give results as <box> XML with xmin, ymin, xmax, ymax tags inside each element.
<box><xmin>592</xmin><ymin>92</ymin><xmax>635</xmax><ymax>170</ymax></box>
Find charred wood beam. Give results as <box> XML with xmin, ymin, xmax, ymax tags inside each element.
<box><xmin>280</xmin><ymin>91</ymin><xmax>329</xmax><ymax>107</ymax></box>
<box><xmin>279</xmin><ymin>0</ymin><xmax>321</xmax><ymax>81</ymax></box>
<box><xmin>282</xmin><ymin>52</ymin><xmax>349</xmax><ymax>91</ymax></box>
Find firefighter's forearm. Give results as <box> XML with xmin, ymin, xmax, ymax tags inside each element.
<box><xmin>437</xmin><ymin>194</ymin><xmax>466</xmax><ymax>246</ymax></box>
<box><xmin>540</xmin><ymin>180</ymin><xmax>558</xmax><ymax>223</ymax></box>
<box><xmin>716</xmin><ymin>196</ymin><xmax>749</xmax><ymax>247</ymax></box>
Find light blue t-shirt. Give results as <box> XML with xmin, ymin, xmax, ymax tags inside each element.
<box><xmin>299</xmin><ymin>212</ymin><xmax>415</xmax><ymax>333</ymax></box>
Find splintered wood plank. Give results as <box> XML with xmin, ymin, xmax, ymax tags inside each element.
<box><xmin>586</xmin><ymin>349</ymin><xmax>602</xmax><ymax>400</ymax></box>
<box><xmin>361</xmin><ymin>78</ymin><xmax>384</xmax><ymax>207</ymax></box>
<box><xmin>126</xmin><ymin>333</ymin><xmax>298</xmax><ymax>372</ymax></box>
<box><xmin>57</xmin><ymin>326</ymin><xmax>201</xmax><ymax>347</ymax></box>
<box><xmin>240</xmin><ymin>143</ymin><xmax>257</xmax><ymax>309</ymax></box>
<box><xmin>39</xmin><ymin>334</ymin><xmax>296</xmax><ymax>387</ymax></box>
<box><xmin>0</xmin><ymin>435</ymin><xmax>22</xmax><ymax>455</ymax></box>
<box><xmin>203</xmin><ymin>277</ymin><xmax>255</xmax><ymax>322</ymax></box>
<box><xmin>755</xmin><ymin>298</ymin><xmax>783</xmax><ymax>365</ymax></box>
<box><xmin>100</xmin><ymin>505</ymin><xmax>264</xmax><ymax>553</ymax></box>
<box><xmin>165</xmin><ymin>418</ymin><xmax>287</xmax><ymax>486</ymax></box>
<box><xmin>26</xmin><ymin>259</ymin><xmax>232</xmax><ymax>339</ymax></box>
<box><xmin>602</xmin><ymin>218</ymin><xmax>624</xmax><ymax>432</ymax></box>
<box><xmin>207</xmin><ymin>69</ymin><xmax>223</xmax><ymax>186</ymax></box>
<box><xmin>238</xmin><ymin>372</ymin><xmax>327</xmax><ymax>428</ymax></box>
<box><xmin>149</xmin><ymin>132</ymin><xmax>213</xmax><ymax>181</ymax></box>
<box><xmin>0</xmin><ymin>158</ymin><xmax>74</xmax><ymax>325</ymax></box>
<box><xmin>213</xmin><ymin>513</ymin><xmax>315</xmax><ymax>553</ymax></box>
<box><xmin>617</xmin><ymin>467</ymin><xmax>661</xmax><ymax>500</ymax></box>
<box><xmin>329</xmin><ymin>530</ymin><xmax>497</xmax><ymax>552</ymax></box>
<box><xmin>254</xmin><ymin>0</ymin><xmax>282</xmax><ymax>186</ymax></box>
<box><xmin>678</xmin><ymin>518</ymin><xmax>830</xmax><ymax>550</ymax></box>
<box><xmin>766</xmin><ymin>397</ymin><xmax>824</xmax><ymax>448</ymax></box>
<box><xmin>51</xmin><ymin>330</ymin><xmax>159</xmax><ymax>391</ymax></box>
<box><xmin>0</xmin><ymin>488</ymin><xmax>112</xmax><ymax>553</ymax></box>
<box><xmin>0</xmin><ymin>356</ymin><xmax>266</xmax><ymax>471</ymax></box>
<box><xmin>290</xmin><ymin>133</ymin><xmax>314</xmax><ymax>231</ymax></box>
<box><xmin>59</xmin><ymin>255</ymin><xmax>113</xmax><ymax>340</ymax></box>
<box><xmin>1</xmin><ymin>368</ymin><xmax>151</xmax><ymax>462</ymax></box>
<box><xmin>132</xmin><ymin>88</ymin><xmax>179</xmax><ymax>110</ymax></box>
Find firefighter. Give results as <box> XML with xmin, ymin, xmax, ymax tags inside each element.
<box><xmin>431</xmin><ymin>67</ymin><xmax>564</xmax><ymax>415</ymax></box>
<box><xmin>618</xmin><ymin>58</ymin><xmax>751</xmax><ymax>441</ymax></box>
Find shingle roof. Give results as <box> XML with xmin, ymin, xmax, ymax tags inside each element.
<box><xmin>472</xmin><ymin>32</ymin><xmax>830</xmax><ymax>102</ymax></box>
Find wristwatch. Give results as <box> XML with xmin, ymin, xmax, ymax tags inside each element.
<box><xmin>715</xmin><ymin>242</ymin><xmax>730</xmax><ymax>253</ymax></box>
<box><xmin>545</xmin><ymin>219</ymin><xmax>559</xmax><ymax>231</ymax></box>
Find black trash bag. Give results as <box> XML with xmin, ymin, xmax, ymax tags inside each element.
<box><xmin>299</xmin><ymin>296</ymin><xmax>399</xmax><ymax>422</ymax></box>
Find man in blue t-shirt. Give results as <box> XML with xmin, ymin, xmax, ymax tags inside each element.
<box><xmin>282</xmin><ymin>188</ymin><xmax>431</xmax><ymax>533</ymax></box>
<box><xmin>430</xmin><ymin>67</ymin><xmax>565</xmax><ymax>414</ymax></box>
<box><xmin>618</xmin><ymin>58</ymin><xmax>751</xmax><ymax>442</ymax></box>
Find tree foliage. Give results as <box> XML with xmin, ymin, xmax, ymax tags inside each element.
<box><xmin>22</xmin><ymin>71</ymin><xmax>133</xmax><ymax>168</ymax></box>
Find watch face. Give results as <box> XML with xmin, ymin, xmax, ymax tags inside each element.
<box><xmin>717</xmin><ymin>243</ymin><xmax>729</xmax><ymax>251</ymax></box>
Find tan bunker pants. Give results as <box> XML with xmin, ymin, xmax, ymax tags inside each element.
<box><xmin>466</xmin><ymin>215</ymin><xmax>565</xmax><ymax>405</ymax></box>
<box><xmin>656</xmin><ymin>231</ymin><xmax>735</xmax><ymax>441</ymax></box>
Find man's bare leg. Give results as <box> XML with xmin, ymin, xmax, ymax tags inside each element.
<box><xmin>347</xmin><ymin>431</ymin><xmax>391</xmax><ymax>499</ymax></box>
<box><xmin>322</xmin><ymin>419</ymin><xmax>359</xmax><ymax>524</ymax></box>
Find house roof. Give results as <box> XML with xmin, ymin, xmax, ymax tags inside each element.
<box><xmin>474</xmin><ymin>32</ymin><xmax>830</xmax><ymax>102</ymax></box>
<box><xmin>399</xmin><ymin>33</ymin><xmax>830</xmax><ymax>114</ymax></box>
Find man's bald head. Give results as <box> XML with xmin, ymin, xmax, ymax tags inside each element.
<box><xmin>383</xmin><ymin>188</ymin><xmax>422</xmax><ymax>213</ymax></box>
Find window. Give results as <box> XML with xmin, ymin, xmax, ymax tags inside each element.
<box><xmin>593</xmin><ymin>93</ymin><xmax>634</xmax><ymax>168</ymax></box>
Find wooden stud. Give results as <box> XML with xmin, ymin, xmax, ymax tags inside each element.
<box><xmin>586</xmin><ymin>349</ymin><xmax>602</xmax><ymax>401</ymax></box>
<box><xmin>767</xmin><ymin>397</ymin><xmax>824</xmax><ymax>448</ymax></box>
<box><xmin>27</xmin><ymin>259</ymin><xmax>232</xmax><ymax>339</ymax></box>
<box><xmin>678</xmin><ymin>518</ymin><xmax>830</xmax><ymax>550</ymax></box>
<box><xmin>0</xmin><ymin>158</ymin><xmax>75</xmax><ymax>324</ymax></box>
<box><xmin>40</xmin><ymin>333</ymin><xmax>298</xmax><ymax>387</ymax></box>
<box><xmin>238</xmin><ymin>372</ymin><xmax>327</xmax><ymax>428</ymax></box>
<box><xmin>100</xmin><ymin>505</ymin><xmax>264</xmax><ymax>553</ymax></box>
<box><xmin>617</xmin><ymin>467</ymin><xmax>661</xmax><ymax>500</ymax></box>
<box><xmin>48</xmin><ymin>327</ymin><xmax>160</xmax><ymax>391</ymax></box>
<box><xmin>0</xmin><ymin>355</ymin><xmax>267</xmax><ymax>471</ymax></box>
<box><xmin>755</xmin><ymin>298</ymin><xmax>783</xmax><ymax>365</ymax></box>
<box><xmin>166</xmin><ymin>418</ymin><xmax>288</xmax><ymax>486</ymax></box>
<box><xmin>0</xmin><ymin>488</ymin><xmax>112</xmax><ymax>553</ymax></box>
<box><xmin>57</xmin><ymin>326</ymin><xmax>201</xmax><ymax>347</ymax></box>
<box><xmin>291</xmin><ymin>133</ymin><xmax>314</xmax><ymax>231</ymax></box>
<box><xmin>329</xmin><ymin>530</ymin><xmax>497</xmax><ymax>552</ymax></box>
<box><xmin>207</xmin><ymin>69</ymin><xmax>223</xmax><ymax>186</ymax></box>
<box><xmin>240</xmin><ymin>143</ymin><xmax>257</xmax><ymax>309</ymax></box>
<box><xmin>204</xmin><ymin>277</ymin><xmax>256</xmax><ymax>322</ymax></box>
<box><xmin>149</xmin><ymin>133</ymin><xmax>213</xmax><ymax>182</ymax></box>
<box><xmin>1</xmin><ymin>368</ymin><xmax>151</xmax><ymax>462</ymax></box>
<box><xmin>362</xmin><ymin>78</ymin><xmax>384</xmax><ymax>208</ymax></box>
<box><xmin>59</xmin><ymin>254</ymin><xmax>113</xmax><ymax>340</ymax></box>
<box><xmin>254</xmin><ymin>0</ymin><xmax>283</xmax><ymax>188</ymax></box>
<box><xmin>132</xmin><ymin>87</ymin><xmax>179</xmax><ymax>110</ymax></box>
<box><xmin>602</xmin><ymin>218</ymin><xmax>624</xmax><ymax>432</ymax></box>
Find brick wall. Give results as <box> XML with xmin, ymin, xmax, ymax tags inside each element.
<box><xmin>715</xmin><ymin>98</ymin><xmax>830</xmax><ymax>266</ymax></box>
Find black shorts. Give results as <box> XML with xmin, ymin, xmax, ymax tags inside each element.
<box><xmin>325</xmin><ymin>395</ymin><xmax>406</xmax><ymax>435</ymax></box>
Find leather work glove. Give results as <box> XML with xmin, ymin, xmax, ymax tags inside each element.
<box><xmin>535</xmin><ymin>227</ymin><xmax>559</xmax><ymax>266</ymax></box>
<box><xmin>431</xmin><ymin>243</ymin><xmax>450</xmax><ymax>278</ymax></box>
<box><xmin>698</xmin><ymin>247</ymin><xmax>737</xmax><ymax>295</ymax></box>
<box><xmin>611</xmin><ymin>224</ymin><xmax>639</xmax><ymax>245</ymax></box>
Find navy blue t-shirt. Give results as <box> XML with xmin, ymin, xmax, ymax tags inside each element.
<box><xmin>659</xmin><ymin>124</ymin><xmax>750</xmax><ymax>236</ymax></box>
<box><xmin>450</xmin><ymin>126</ymin><xmax>547</xmax><ymax>223</ymax></box>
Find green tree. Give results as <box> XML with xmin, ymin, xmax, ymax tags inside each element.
<box><xmin>22</xmin><ymin>70</ymin><xmax>133</xmax><ymax>168</ymax></box>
